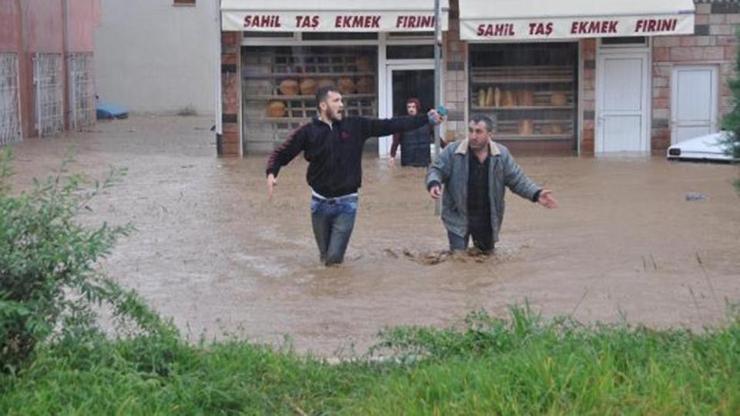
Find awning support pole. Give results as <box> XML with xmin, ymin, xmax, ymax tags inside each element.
<box><xmin>433</xmin><ymin>0</ymin><xmax>442</xmax><ymax>215</ymax></box>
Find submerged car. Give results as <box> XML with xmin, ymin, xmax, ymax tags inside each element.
<box><xmin>667</xmin><ymin>131</ymin><xmax>739</xmax><ymax>162</ymax></box>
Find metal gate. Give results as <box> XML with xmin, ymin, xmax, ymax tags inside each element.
<box><xmin>33</xmin><ymin>53</ymin><xmax>64</xmax><ymax>137</ymax></box>
<box><xmin>0</xmin><ymin>53</ymin><xmax>22</xmax><ymax>145</ymax></box>
<box><xmin>68</xmin><ymin>53</ymin><xmax>95</xmax><ymax>130</ymax></box>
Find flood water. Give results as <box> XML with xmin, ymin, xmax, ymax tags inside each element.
<box><xmin>8</xmin><ymin>116</ymin><xmax>740</xmax><ymax>356</ymax></box>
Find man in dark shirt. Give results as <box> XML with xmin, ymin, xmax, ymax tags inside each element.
<box><xmin>266</xmin><ymin>86</ymin><xmax>444</xmax><ymax>265</ymax></box>
<box><xmin>426</xmin><ymin>114</ymin><xmax>558</xmax><ymax>253</ymax></box>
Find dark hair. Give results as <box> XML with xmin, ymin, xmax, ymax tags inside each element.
<box><xmin>316</xmin><ymin>86</ymin><xmax>341</xmax><ymax>109</ymax></box>
<box><xmin>469</xmin><ymin>113</ymin><xmax>496</xmax><ymax>133</ymax></box>
<box><xmin>406</xmin><ymin>98</ymin><xmax>422</xmax><ymax>112</ymax></box>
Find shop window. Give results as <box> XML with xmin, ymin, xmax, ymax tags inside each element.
<box><xmin>301</xmin><ymin>32</ymin><xmax>378</xmax><ymax>41</ymax></box>
<box><xmin>387</xmin><ymin>45</ymin><xmax>435</xmax><ymax>60</ymax></box>
<box><xmin>242</xmin><ymin>46</ymin><xmax>378</xmax><ymax>153</ymax></box>
<box><xmin>243</xmin><ymin>32</ymin><xmax>295</xmax><ymax>39</ymax></box>
<box><xmin>469</xmin><ymin>43</ymin><xmax>578</xmax><ymax>143</ymax></box>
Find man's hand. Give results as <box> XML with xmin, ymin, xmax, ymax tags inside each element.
<box><xmin>537</xmin><ymin>189</ymin><xmax>558</xmax><ymax>208</ymax></box>
<box><xmin>429</xmin><ymin>184</ymin><xmax>442</xmax><ymax>199</ymax></box>
<box><xmin>266</xmin><ymin>173</ymin><xmax>278</xmax><ymax>200</ymax></box>
<box><xmin>427</xmin><ymin>109</ymin><xmax>444</xmax><ymax>125</ymax></box>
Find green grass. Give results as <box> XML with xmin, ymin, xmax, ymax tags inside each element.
<box><xmin>1</xmin><ymin>307</ymin><xmax>737</xmax><ymax>415</ymax></box>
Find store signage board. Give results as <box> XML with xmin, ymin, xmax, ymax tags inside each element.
<box><xmin>460</xmin><ymin>15</ymin><xmax>694</xmax><ymax>40</ymax></box>
<box><xmin>222</xmin><ymin>12</ymin><xmax>449</xmax><ymax>32</ymax></box>
<box><xmin>221</xmin><ymin>0</ymin><xmax>450</xmax><ymax>31</ymax></box>
<box><xmin>458</xmin><ymin>0</ymin><xmax>695</xmax><ymax>41</ymax></box>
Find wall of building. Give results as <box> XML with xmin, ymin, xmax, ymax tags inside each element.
<box><xmin>94</xmin><ymin>0</ymin><xmax>218</xmax><ymax>115</ymax></box>
<box><xmin>0</xmin><ymin>0</ymin><xmax>98</xmax><ymax>139</ymax></box>
<box><xmin>443</xmin><ymin>2</ymin><xmax>468</xmax><ymax>143</ymax></box>
<box><xmin>651</xmin><ymin>1</ymin><xmax>739</xmax><ymax>151</ymax></box>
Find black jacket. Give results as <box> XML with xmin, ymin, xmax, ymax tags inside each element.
<box><xmin>266</xmin><ymin>115</ymin><xmax>429</xmax><ymax>197</ymax></box>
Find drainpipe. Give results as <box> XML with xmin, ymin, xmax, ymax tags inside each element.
<box><xmin>215</xmin><ymin>0</ymin><xmax>223</xmax><ymax>154</ymax></box>
<box><xmin>433</xmin><ymin>0</ymin><xmax>442</xmax><ymax>215</ymax></box>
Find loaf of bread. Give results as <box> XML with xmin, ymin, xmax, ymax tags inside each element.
<box><xmin>486</xmin><ymin>87</ymin><xmax>495</xmax><ymax>107</ymax></box>
<box><xmin>502</xmin><ymin>90</ymin><xmax>516</xmax><ymax>107</ymax></box>
<box><xmin>478</xmin><ymin>88</ymin><xmax>487</xmax><ymax>108</ymax></box>
<box><xmin>518</xmin><ymin>119</ymin><xmax>534</xmax><ymax>135</ymax></box>
<box><xmin>550</xmin><ymin>92</ymin><xmax>567</xmax><ymax>106</ymax></box>
<box><xmin>299</xmin><ymin>78</ymin><xmax>318</xmax><ymax>95</ymax></box>
<box><xmin>267</xmin><ymin>100</ymin><xmax>286</xmax><ymax>117</ymax></box>
<box><xmin>278</xmin><ymin>79</ymin><xmax>299</xmax><ymax>96</ymax></box>
<box><xmin>494</xmin><ymin>87</ymin><xmax>501</xmax><ymax>108</ymax></box>
<box><xmin>518</xmin><ymin>90</ymin><xmax>534</xmax><ymax>106</ymax></box>
<box><xmin>337</xmin><ymin>77</ymin><xmax>356</xmax><ymax>94</ymax></box>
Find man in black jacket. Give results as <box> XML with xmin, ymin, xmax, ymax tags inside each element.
<box><xmin>266</xmin><ymin>86</ymin><xmax>444</xmax><ymax>265</ymax></box>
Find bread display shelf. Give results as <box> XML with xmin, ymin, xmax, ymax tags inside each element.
<box><xmin>243</xmin><ymin>72</ymin><xmax>376</xmax><ymax>79</ymax></box>
<box><xmin>245</xmin><ymin>94</ymin><xmax>376</xmax><ymax>101</ymax></box>
<box><xmin>471</xmin><ymin>65</ymin><xmax>574</xmax><ymax>84</ymax></box>
<box><xmin>495</xmin><ymin>134</ymin><xmax>572</xmax><ymax>140</ymax></box>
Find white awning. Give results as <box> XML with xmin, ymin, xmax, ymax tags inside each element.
<box><xmin>459</xmin><ymin>0</ymin><xmax>695</xmax><ymax>41</ymax></box>
<box><xmin>221</xmin><ymin>0</ymin><xmax>449</xmax><ymax>32</ymax></box>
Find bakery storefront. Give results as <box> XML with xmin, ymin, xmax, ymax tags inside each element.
<box><xmin>219</xmin><ymin>1</ymin><xmax>449</xmax><ymax>156</ymax></box>
<box><xmin>458</xmin><ymin>0</ymin><xmax>695</xmax><ymax>154</ymax></box>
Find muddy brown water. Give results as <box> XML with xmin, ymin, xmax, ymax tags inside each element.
<box><xmin>7</xmin><ymin>116</ymin><xmax>740</xmax><ymax>356</ymax></box>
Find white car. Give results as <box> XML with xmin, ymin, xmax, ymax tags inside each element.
<box><xmin>667</xmin><ymin>131</ymin><xmax>739</xmax><ymax>162</ymax></box>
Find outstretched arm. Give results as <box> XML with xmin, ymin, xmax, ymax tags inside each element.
<box><xmin>265</xmin><ymin>125</ymin><xmax>308</xmax><ymax>198</ymax></box>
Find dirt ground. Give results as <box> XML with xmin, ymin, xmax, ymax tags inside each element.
<box><xmin>8</xmin><ymin>115</ymin><xmax>740</xmax><ymax>356</ymax></box>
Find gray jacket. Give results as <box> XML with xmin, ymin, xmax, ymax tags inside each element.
<box><xmin>425</xmin><ymin>139</ymin><xmax>540</xmax><ymax>242</ymax></box>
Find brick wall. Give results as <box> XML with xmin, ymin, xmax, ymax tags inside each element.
<box><xmin>220</xmin><ymin>32</ymin><xmax>240</xmax><ymax>157</ymax></box>
<box><xmin>651</xmin><ymin>1</ymin><xmax>739</xmax><ymax>152</ymax></box>
<box><xmin>580</xmin><ymin>39</ymin><xmax>597</xmax><ymax>154</ymax></box>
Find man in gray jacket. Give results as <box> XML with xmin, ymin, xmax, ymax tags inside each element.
<box><xmin>426</xmin><ymin>114</ymin><xmax>558</xmax><ymax>253</ymax></box>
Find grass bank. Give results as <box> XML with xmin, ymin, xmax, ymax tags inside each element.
<box><xmin>1</xmin><ymin>307</ymin><xmax>737</xmax><ymax>415</ymax></box>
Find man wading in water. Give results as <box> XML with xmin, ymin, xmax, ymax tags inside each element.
<box><xmin>426</xmin><ymin>114</ymin><xmax>558</xmax><ymax>253</ymax></box>
<box><xmin>266</xmin><ymin>86</ymin><xmax>444</xmax><ymax>265</ymax></box>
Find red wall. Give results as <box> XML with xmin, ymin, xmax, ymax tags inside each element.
<box><xmin>0</xmin><ymin>0</ymin><xmax>98</xmax><ymax>137</ymax></box>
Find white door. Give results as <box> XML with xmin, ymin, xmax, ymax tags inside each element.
<box><xmin>379</xmin><ymin>63</ymin><xmax>434</xmax><ymax>157</ymax></box>
<box><xmin>596</xmin><ymin>52</ymin><xmax>649</xmax><ymax>152</ymax></box>
<box><xmin>671</xmin><ymin>66</ymin><xmax>718</xmax><ymax>144</ymax></box>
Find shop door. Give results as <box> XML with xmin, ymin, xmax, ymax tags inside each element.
<box><xmin>671</xmin><ymin>66</ymin><xmax>718</xmax><ymax>144</ymax></box>
<box><xmin>596</xmin><ymin>52</ymin><xmax>649</xmax><ymax>153</ymax></box>
<box><xmin>379</xmin><ymin>65</ymin><xmax>434</xmax><ymax>156</ymax></box>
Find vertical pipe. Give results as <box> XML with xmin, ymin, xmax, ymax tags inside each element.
<box><xmin>433</xmin><ymin>0</ymin><xmax>442</xmax><ymax>215</ymax></box>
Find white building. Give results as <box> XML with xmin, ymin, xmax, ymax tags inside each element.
<box><xmin>94</xmin><ymin>0</ymin><xmax>219</xmax><ymax>115</ymax></box>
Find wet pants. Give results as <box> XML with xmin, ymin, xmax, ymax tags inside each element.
<box><xmin>310</xmin><ymin>195</ymin><xmax>358</xmax><ymax>265</ymax></box>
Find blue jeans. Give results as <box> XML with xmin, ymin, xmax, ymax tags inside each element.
<box><xmin>310</xmin><ymin>195</ymin><xmax>358</xmax><ymax>265</ymax></box>
<box><xmin>447</xmin><ymin>228</ymin><xmax>494</xmax><ymax>253</ymax></box>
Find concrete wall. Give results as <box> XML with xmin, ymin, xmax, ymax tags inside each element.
<box><xmin>94</xmin><ymin>0</ymin><xmax>218</xmax><ymax>115</ymax></box>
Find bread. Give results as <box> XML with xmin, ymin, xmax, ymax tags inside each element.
<box><xmin>518</xmin><ymin>119</ymin><xmax>533</xmax><ymax>136</ymax></box>
<box><xmin>337</xmin><ymin>77</ymin><xmax>356</xmax><ymax>94</ymax></box>
<box><xmin>299</xmin><ymin>78</ymin><xmax>318</xmax><ymax>95</ymax></box>
<box><xmin>278</xmin><ymin>79</ymin><xmax>299</xmax><ymax>96</ymax></box>
<box><xmin>356</xmin><ymin>76</ymin><xmax>374</xmax><ymax>93</ymax></box>
<box><xmin>518</xmin><ymin>90</ymin><xmax>534</xmax><ymax>106</ymax></box>
<box><xmin>502</xmin><ymin>90</ymin><xmax>516</xmax><ymax>107</ymax></box>
<box><xmin>266</xmin><ymin>101</ymin><xmax>286</xmax><ymax>117</ymax></box>
<box><xmin>486</xmin><ymin>87</ymin><xmax>495</xmax><ymax>107</ymax></box>
<box><xmin>477</xmin><ymin>88</ymin><xmax>487</xmax><ymax>108</ymax></box>
<box><xmin>551</xmin><ymin>124</ymin><xmax>563</xmax><ymax>134</ymax></box>
<box><xmin>550</xmin><ymin>92</ymin><xmax>567</xmax><ymax>106</ymax></box>
<box><xmin>494</xmin><ymin>87</ymin><xmax>501</xmax><ymax>107</ymax></box>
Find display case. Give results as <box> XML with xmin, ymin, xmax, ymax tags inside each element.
<box><xmin>242</xmin><ymin>46</ymin><xmax>377</xmax><ymax>152</ymax></box>
<box><xmin>469</xmin><ymin>43</ymin><xmax>577</xmax><ymax>144</ymax></box>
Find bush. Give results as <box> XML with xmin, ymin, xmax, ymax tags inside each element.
<box><xmin>0</xmin><ymin>149</ymin><xmax>172</xmax><ymax>373</ymax></box>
